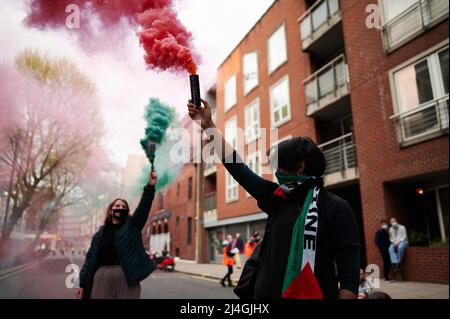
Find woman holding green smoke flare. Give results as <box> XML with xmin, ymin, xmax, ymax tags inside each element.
<box><xmin>75</xmin><ymin>170</ymin><xmax>158</xmax><ymax>299</ymax></box>
<box><xmin>187</xmin><ymin>99</ymin><xmax>360</xmax><ymax>300</ymax></box>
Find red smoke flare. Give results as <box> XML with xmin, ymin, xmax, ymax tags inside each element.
<box><xmin>24</xmin><ymin>0</ymin><xmax>198</xmax><ymax>74</ymax></box>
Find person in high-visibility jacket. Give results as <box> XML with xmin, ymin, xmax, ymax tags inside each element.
<box><xmin>220</xmin><ymin>235</ymin><xmax>236</xmax><ymax>287</ymax></box>
<box><xmin>244</xmin><ymin>232</ymin><xmax>260</xmax><ymax>258</ymax></box>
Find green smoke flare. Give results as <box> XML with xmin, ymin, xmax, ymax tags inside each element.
<box><xmin>138</xmin><ymin>98</ymin><xmax>179</xmax><ymax>192</ymax></box>
<box><xmin>140</xmin><ymin>98</ymin><xmax>175</xmax><ymax>159</ymax></box>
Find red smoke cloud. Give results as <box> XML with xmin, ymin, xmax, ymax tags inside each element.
<box><xmin>24</xmin><ymin>0</ymin><xmax>198</xmax><ymax>74</ymax></box>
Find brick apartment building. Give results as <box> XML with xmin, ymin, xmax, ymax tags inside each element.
<box><xmin>201</xmin><ymin>0</ymin><xmax>448</xmax><ymax>283</ymax></box>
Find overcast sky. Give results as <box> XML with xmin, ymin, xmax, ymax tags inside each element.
<box><xmin>0</xmin><ymin>0</ymin><xmax>276</xmax><ymax>167</ymax></box>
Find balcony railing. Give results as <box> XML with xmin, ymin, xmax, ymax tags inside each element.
<box><xmin>303</xmin><ymin>54</ymin><xmax>349</xmax><ymax>116</ymax></box>
<box><xmin>204</xmin><ymin>193</ymin><xmax>217</xmax><ymax>212</ymax></box>
<box><xmin>382</xmin><ymin>0</ymin><xmax>449</xmax><ymax>52</ymax></box>
<box><xmin>319</xmin><ymin>133</ymin><xmax>357</xmax><ymax>176</ymax></box>
<box><xmin>204</xmin><ymin>157</ymin><xmax>217</xmax><ymax>176</ymax></box>
<box><xmin>390</xmin><ymin>95</ymin><xmax>449</xmax><ymax>147</ymax></box>
<box><xmin>299</xmin><ymin>0</ymin><xmax>341</xmax><ymax>50</ymax></box>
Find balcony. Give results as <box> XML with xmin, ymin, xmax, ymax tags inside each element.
<box><xmin>204</xmin><ymin>157</ymin><xmax>217</xmax><ymax>176</ymax></box>
<box><xmin>390</xmin><ymin>95</ymin><xmax>449</xmax><ymax>147</ymax></box>
<box><xmin>382</xmin><ymin>0</ymin><xmax>449</xmax><ymax>53</ymax></box>
<box><xmin>299</xmin><ymin>0</ymin><xmax>343</xmax><ymax>57</ymax></box>
<box><xmin>319</xmin><ymin>133</ymin><xmax>358</xmax><ymax>186</ymax></box>
<box><xmin>303</xmin><ymin>54</ymin><xmax>350</xmax><ymax>119</ymax></box>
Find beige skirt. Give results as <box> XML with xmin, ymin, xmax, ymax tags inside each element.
<box><xmin>91</xmin><ymin>265</ymin><xmax>141</xmax><ymax>299</ymax></box>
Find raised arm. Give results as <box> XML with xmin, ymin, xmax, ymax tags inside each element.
<box><xmin>187</xmin><ymin>99</ymin><xmax>277</xmax><ymax>205</ymax></box>
<box><xmin>129</xmin><ymin>171</ymin><xmax>157</xmax><ymax>230</ymax></box>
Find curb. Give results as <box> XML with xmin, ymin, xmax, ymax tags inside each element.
<box><xmin>174</xmin><ymin>269</ymin><xmax>240</xmax><ymax>285</ymax></box>
<box><xmin>0</xmin><ymin>260</ymin><xmax>40</xmax><ymax>280</ymax></box>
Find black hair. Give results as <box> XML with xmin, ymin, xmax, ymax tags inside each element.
<box><xmin>274</xmin><ymin>137</ymin><xmax>326</xmax><ymax>177</ymax></box>
<box><xmin>367</xmin><ymin>291</ymin><xmax>392</xmax><ymax>299</ymax></box>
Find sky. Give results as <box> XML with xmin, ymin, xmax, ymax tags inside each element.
<box><xmin>0</xmin><ymin>0</ymin><xmax>276</xmax><ymax>167</ymax></box>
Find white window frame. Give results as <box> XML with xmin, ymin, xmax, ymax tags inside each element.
<box><xmin>390</xmin><ymin>41</ymin><xmax>449</xmax><ymax>115</ymax></box>
<box><xmin>244</xmin><ymin>98</ymin><xmax>261</xmax><ymax>144</ymax></box>
<box><xmin>243</xmin><ymin>51</ymin><xmax>259</xmax><ymax>95</ymax></box>
<box><xmin>270</xmin><ymin>75</ymin><xmax>292</xmax><ymax>128</ymax></box>
<box><xmin>224</xmin><ymin>74</ymin><xmax>237</xmax><ymax>112</ymax></box>
<box><xmin>225</xmin><ymin>116</ymin><xmax>239</xmax><ymax>203</ymax></box>
<box><xmin>246</xmin><ymin>151</ymin><xmax>262</xmax><ymax>197</ymax></box>
<box><xmin>268</xmin><ymin>23</ymin><xmax>288</xmax><ymax>75</ymax></box>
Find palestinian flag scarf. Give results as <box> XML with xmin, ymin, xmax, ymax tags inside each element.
<box><xmin>281</xmin><ymin>185</ymin><xmax>323</xmax><ymax>299</ymax></box>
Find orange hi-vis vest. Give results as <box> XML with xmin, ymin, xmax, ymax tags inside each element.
<box><xmin>244</xmin><ymin>241</ymin><xmax>256</xmax><ymax>257</ymax></box>
<box><xmin>223</xmin><ymin>246</ymin><xmax>234</xmax><ymax>266</ymax></box>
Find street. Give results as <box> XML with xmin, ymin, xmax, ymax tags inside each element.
<box><xmin>0</xmin><ymin>257</ymin><xmax>237</xmax><ymax>299</ymax></box>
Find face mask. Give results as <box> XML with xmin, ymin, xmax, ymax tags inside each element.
<box><xmin>112</xmin><ymin>208</ymin><xmax>129</xmax><ymax>222</ymax></box>
<box><xmin>392</xmin><ymin>222</ymin><xmax>398</xmax><ymax>228</ymax></box>
<box><xmin>381</xmin><ymin>224</ymin><xmax>388</xmax><ymax>230</ymax></box>
<box><xmin>275</xmin><ymin>171</ymin><xmax>309</xmax><ymax>185</ymax></box>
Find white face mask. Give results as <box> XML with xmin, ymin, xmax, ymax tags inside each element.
<box><xmin>392</xmin><ymin>222</ymin><xmax>398</xmax><ymax>227</ymax></box>
<box><xmin>381</xmin><ymin>224</ymin><xmax>388</xmax><ymax>230</ymax></box>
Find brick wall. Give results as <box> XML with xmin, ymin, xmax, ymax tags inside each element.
<box><xmin>401</xmin><ymin>247</ymin><xmax>449</xmax><ymax>284</ymax></box>
<box><xmin>341</xmin><ymin>0</ymin><xmax>449</xmax><ymax>279</ymax></box>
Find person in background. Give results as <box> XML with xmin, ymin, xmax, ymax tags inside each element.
<box><xmin>375</xmin><ymin>220</ymin><xmax>391</xmax><ymax>282</ymax></box>
<box><xmin>233</xmin><ymin>233</ymin><xmax>244</xmax><ymax>269</ymax></box>
<box><xmin>244</xmin><ymin>232</ymin><xmax>260</xmax><ymax>258</ymax></box>
<box><xmin>388</xmin><ymin>218</ymin><xmax>408</xmax><ymax>274</ymax></box>
<box><xmin>358</xmin><ymin>268</ymin><xmax>374</xmax><ymax>299</ymax></box>
<box><xmin>221</xmin><ymin>235</ymin><xmax>236</xmax><ymax>288</ymax></box>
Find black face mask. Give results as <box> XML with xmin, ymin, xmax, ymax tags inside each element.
<box><xmin>112</xmin><ymin>208</ymin><xmax>129</xmax><ymax>222</ymax></box>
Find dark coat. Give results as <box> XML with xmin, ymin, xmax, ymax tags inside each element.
<box><xmin>79</xmin><ymin>184</ymin><xmax>156</xmax><ymax>298</ymax></box>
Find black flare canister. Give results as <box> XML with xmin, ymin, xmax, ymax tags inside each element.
<box><xmin>147</xmin><ymin>141</ymin><xmax>156</xmax><ymax>171</ymax></box>
<box><xmin>189</xmin><ymin>74</ymin><xmax>201</xmax><ymax>108</ymax></box>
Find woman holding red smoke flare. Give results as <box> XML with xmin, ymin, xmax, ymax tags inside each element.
<box><xmin>187</xmin><ymin>99</ymin><xmax>360</xmax><ymax>299</ymax></box>
<box><xmin>75</xmin><ymin>171</ymin><xmax>158</xmax><ymax>299</ymax></box>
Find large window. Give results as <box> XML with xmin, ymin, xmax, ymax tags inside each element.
<box><xmin>243</xmin><ymin>52</ymin><xmax>259</xmax><ymax>95</ymax></box>
<box><xmin>270</xmin><ymin>76</ymin><xmax>291</xmax><ymax>128</ymax></box>
<box><xmin>245</xmin><ymin>98</ymin><xmax>260</xmax><ymax>143</ymax></box>
<box><xmin>391</xmin><ymin>45</ymin><xmax>449</xmax><ymax>143</ymax></box>
<box><xmin>268</xmin><ymin>24</ymin><xmax>287</xmax><ymax>74</ymax></box>
<box><xmin>224</xmin><ymin>74</ymin><xmax>237</xmax><ymax>111</ymax></box>
<box><xmin>225</xmin><ymin>117</ymin><xmax>238</xmax><ymax>202</ymax></box>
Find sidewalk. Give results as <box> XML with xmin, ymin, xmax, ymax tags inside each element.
<box><xmin>175</xmin><ymin>259</ymin><xmax>242</xmax><ymax>284</ymax></box>
<box><xmin>175</xmin><ymin>260</ymin><xmax>449</xmax><ymax>299</ymax></box>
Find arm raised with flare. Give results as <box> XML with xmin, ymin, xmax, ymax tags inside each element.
<box><xmin>187</xmin><ymin>99</ymin><xmax>277</xmax><ymax>208</ymax></box>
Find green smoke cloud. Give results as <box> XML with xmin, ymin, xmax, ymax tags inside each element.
<box><xmin>140</xmin><ymin>98</ymin><xmax>175</xmax><ymax>159</ymax></box>
<box><xmin>138</xmin><ymin>98</ymin><xmax>180</xmax><ymax>192</ymax></box>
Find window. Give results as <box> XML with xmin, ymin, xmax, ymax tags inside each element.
<box><xmin>188</xmin><ymin>177</ymin><xmax>193</xmax><ymax>200</ymax></box>
<box><xmin>270</xmin><ymin>76</ymin><xmax>291</xmax><ymax>128</ymax></box>
<box><xmin>394</xmin><ymin>46</ymin><xmax>449</xmax><ymax>112</ymax></box>
<box><xmin>176</xmin><ymin>182</ymin><xmax>180</xmax><ymax>197</ymax></box>
<box><xmin>391</xmin><ymin>45</ymin><xmax>449</xmax><ymax>142</ymax></box>
<box><xmin>224</xmin><ymin>75</ymin><xmax>237</xmax><ymax>111</ymax></box>
<box><xmin>225</xmin><ymin>117</ymin><xmax>239</xmax><ymax>202</ymax></box>
<box><xmin>246</xmin><ymin>152</ymin><xmax>261</xmax><ymax>198</ymax></box>
<box><xmin>176</xmin><ymin>216</ymin><xmax>180</xmax><ymax>227</ymax></box>
<box><xmin>157</xmin><ymin>193</ymin><xmax>164</xmax><ymax>210</ymax></box>
<box><xmin>243</xmin><ymin>52</ymin><xmax>259</xmax><ymax>94</ymax></box>
<box><xmin>225</xmin><ymin>117</ymin><xmax>238</xmax><ymax>148</ymax></box>
<box><xmin>187</xmin><ymin>217</ymin><xmax>192</xmax><ymax>244</ymax></box>
<box><xmin>268</xmin><ymin>24</ymin><xmax>287</xmax><ymax>74</ymax></box>
<box><xmin>245</xmin><ymin>99</ymin><xmax>260</xmax><ymax>143</ymax></box>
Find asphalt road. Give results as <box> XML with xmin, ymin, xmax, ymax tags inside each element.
<box><xmin>0</xmin><ymin>257</ymin><xmax>237</xmax><ymax>299</ymax></box>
